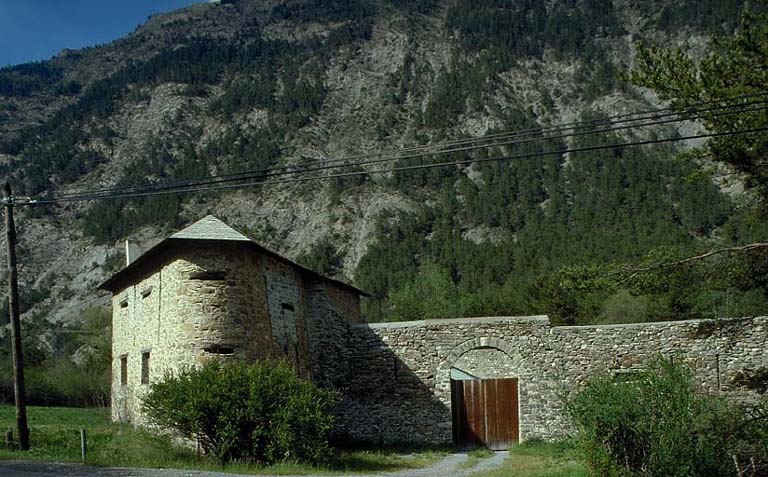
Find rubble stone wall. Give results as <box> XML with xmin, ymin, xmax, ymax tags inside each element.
<box><xmin>335</xmin><ymin>316</ymin><xmax>768</xmax><ymax>444</ymax></box>
<box><xmin>111</xmin><ymin>243</ymin><xmax>765</xmax><ymax>445</ymax></box>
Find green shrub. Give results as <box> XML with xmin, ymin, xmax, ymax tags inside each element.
<box><xmin>568</xmin><ymin>359</ymin><xmax>768</xmax><ymax>477</ymax></box>
<box><xmin>141</xmin><ymin>360</ymin><xmax>337</xmax><ymax>465</ymax></box>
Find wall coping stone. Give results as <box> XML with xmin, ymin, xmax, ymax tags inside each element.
<box><xmin>354</xmin><ymin>315</ymin><xmax>767</xmax><ymax>332</ymax></box>
<box><xmin>355</xmin><ymin>315</ymin><xmax>551</xmax><ymax>329</ymax></box>
<box><xmin>554</xmin><ymin>315</ymin><xmax>764</xmax><ymax>331</ymax></box>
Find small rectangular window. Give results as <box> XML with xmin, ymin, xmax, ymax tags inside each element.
<box><xmin>281</xmin><ymin>303</ymin><xmax>295</xmax><ymax>311</ymax></box>
<box><xmin>120</xmin><ymin>355</ymin><xmax>128</xmax><ymax>386</ymax></box>
<box><xmin>141</xmin><ymin>351</ymin><xmax>150</xmax><ymax>385</ymax></box>
<box><xmin>140</xmin><ymin>287</ymin><xmax>152</xmax><ymax>299</ymax></box>
<box><xmin>119</xmin><ymin>298</ymin><xmax>128</xmax><ymax>309</ymax></box>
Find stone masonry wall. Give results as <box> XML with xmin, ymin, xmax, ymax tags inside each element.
<box><xmin>111</xmin><ymin>241</ymin><xmax>361</xmax><ymax>424</ymax></box>
<box><xmin>453</xmin><ymin>348</ymin><xmax>518</xmax><ymax>379</ymax></box>
<box><xmin>305</xmin><ymin>282</ymin><xmax>354</xmax><ymax>390</ymax></box>
<box><xmin>110</xmin><ymin>241</ymin><xmax>765</xmax><ymax>445</ymax></box>
<box><xmin>112</xmin><ymin>243</ymin><xmax>278</xmax><ymax>423</ymax></box>
<box><xmin>335</xmin><ymin>316</ymin><xmax>768</xmax><ymax>445</ymax></box>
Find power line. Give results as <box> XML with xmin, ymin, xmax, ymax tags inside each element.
<box><xmin>17</xmin><ymin>125</ymin><xmax>768</xmax><ymax>206</ymax></box>
<box><xmin>31</xmin><ymin>99</ymin><xmax>768</xmax><ymax>203</ymax></box>
<box><xmin>23</xmin><ymin>106</ymin><xmax>768</xmax><ymax>204</ymax></box>
<box><xmin>47</xmin><ymin>94</ymin><xmax>768</xmax><ymax>199</ymax></box>
<box><xmin>276</xmin><ymin>91</ymin><xmax>768</xmax><ymax>162</ymax></box>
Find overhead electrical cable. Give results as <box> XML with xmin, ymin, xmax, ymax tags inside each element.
<box><xmin>16</xmin><ymin>125</ymin><xmax>768</xmax><ymax>206</ymax></box>
<box><xmin>44</xmin><ymin>94</ymin><xmax>768</xmax><ymax>199</ymax></box>
<box><xmin>31</xmin><ymin>99</ymin><xmax>768</xmax><ymax>203</ymax></box>
<box><xmin>270</xmin><ymin>92</ymin><xmax>768</xmax><ymax>161</ymax></box>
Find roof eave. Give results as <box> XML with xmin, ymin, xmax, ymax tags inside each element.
<box><xmin>97</xmin><ymin>237</ymin><xmax>370</xmax><ymax>297</ymax></box>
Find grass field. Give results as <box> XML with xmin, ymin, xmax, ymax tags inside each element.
<box><xmin>0</xmin><ymin>405</ymin><xmax>586</xmax><ymax>476</ymax></box>
<box><xmin>0</xmin><ymin>405</ymin><xmax>442</xmax><ymax>475</ymax></box>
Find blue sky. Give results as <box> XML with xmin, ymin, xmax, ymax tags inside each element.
<box><xmin>0</xmin><ymin>0</ymin><xmax>208</xmax><ymax>68</ymax></box>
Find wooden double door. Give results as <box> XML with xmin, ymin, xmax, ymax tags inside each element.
<box><xmin>450</xmin><ymin>377</ymin><xmax>519</xmax><ymax>450</ymax></box>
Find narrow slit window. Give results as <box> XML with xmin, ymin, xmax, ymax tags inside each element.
<box><xmin>189</xmin><ymin>271</ymin><xmax>226</xmax><ymax>281</ymax></box>
<box><xmin>119</xmin><ymin>298</ymin><xmax>128</xmax><ymax>309</ymax></box>
<box><xmin>120</xmin><ymin>355</ymin><xmax>128</xmax><ymax>386</ymax></box>
<box><xmin>141</xmin><ymin>351</ymin><xmax>150</xmax><ymax>385</ymax></box>
<box><xmin>612</xmin><ymin>369</ymin><xmax>642</xmax><ymax>383</ymax></box>
<box><xmin>140</xmin><ymin>287</ymin><xmax>152</xmax><ymax>299</ymax></box>
<box><xmin>393</xmin><ymin>358</ymin><xmax>398</xmax><ymax>381</ymax></box>
<box><xmin>281</xmin><ymin>303</ymin><xmax>295</xmax><ymax>311</ymax></box>
<box><xmin>203</xmin><ymin>345</ymin><xmax>235</xmax><ymax>355</ymax></box>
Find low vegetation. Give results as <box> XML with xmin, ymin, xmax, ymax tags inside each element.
<box><xmin>0</xmin><ymin>307</ymin><xmax>111</xmax><ymax>407</ymax></box>
<box><xmin>470</xmin><ymin>441</ymin><xmax>586</xmax><ymax>477</ymax></box>
<box><xmin>568</xmin><ymin>360</ymin><xmax>768</xmax><ymax>477</ymax></box>
<box><xmin>0</xmin><ymin>405</ymin><xmax>441</xmax><ymax>475</ymax></box>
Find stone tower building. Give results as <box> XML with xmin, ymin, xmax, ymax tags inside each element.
<box><xmin>99</xmin><ymin>215</ymin><xmax>367</xmax><ymax>423</ymax></box>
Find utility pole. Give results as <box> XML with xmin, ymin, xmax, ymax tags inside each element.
<box><xmin>4</xmin><ymin>182</ymin><xmax>29</xmax><ymax>451</ymax></box>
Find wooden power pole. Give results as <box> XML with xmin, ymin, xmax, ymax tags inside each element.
<box><xmin>4</xmin><ymin>182</ymin><xmax>29</xmax><ymax>451</ymax></box>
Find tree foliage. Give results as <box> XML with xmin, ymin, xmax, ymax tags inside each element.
<box><xmin>3</xmin><ymin>0</ymin><xmax>765</xmax><ymax>326</ymax></box>
<box><xmin>629</xmin><ymin>3</ymin><xmax>768</xmax><ymax>209</ymax></box>
<box><xmin>653</xmin><ymin>0</ymin><xmax>746</xmax><ymax>34</ymax></box>
<box><xmin>446</xmin><ymin>0</ymin><xmax>623</xmax><ymax>61</ymax></box>
<box><xmin>357</xmin><ymin>3</ymin><xmax>768</xmax><ymax>324</ymax></box>
<box><xmin>0</xmin><ymin>36</ymin><xmax>330</xmax><ymax>196</ymax></box>
<box><xmin>0</xmin><ymin>307</ymin><xmax>111</xmax><ymax>407</ymax></box>
<box><xmin>297</xmin><ymin>239</ymin><xmax>343</xmax><ymax>277</ymax></box>
<box><xmin>357</xmin><ymin>105</ymin><xmax>766</xmax><ymax>323</ymax></box>
<box><xmin>0</xmin><ymin>62</ymin><xmax>69</xmax><ymax>97</ymax></box>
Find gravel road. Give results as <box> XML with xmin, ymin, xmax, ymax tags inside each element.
<box><xmin>0</xmin><ymin>452</ymin><xmax>508</xmax><ymax>477</ymax></box>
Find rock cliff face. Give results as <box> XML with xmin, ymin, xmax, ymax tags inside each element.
<box><xmin>0</xmin><ymin>0</ymin><xmax>749</xmax><ymax>328</ymax></box>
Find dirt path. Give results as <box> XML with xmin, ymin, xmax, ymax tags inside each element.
<box><xmin>0</xmin><ymin>452</ymin><xmax>508</xmax><ymax>477</ymax></box>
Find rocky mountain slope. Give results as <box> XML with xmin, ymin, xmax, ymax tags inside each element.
<box><xmin>0</xmin><ymin>0</ymin><xmax>756</xmax><ymax>329</ymax></box>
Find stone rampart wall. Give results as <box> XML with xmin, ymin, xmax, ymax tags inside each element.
<box><xmin>110</xmin><ymin>242</ymin><xmax>765</xmax><ymax>446</ymax></box>
<box><xmin>335</xmin><ymin>316</ymin><xmax>768</xmax><ymax>444</ymax></box>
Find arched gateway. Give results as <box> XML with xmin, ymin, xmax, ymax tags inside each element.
<box><xmin>441</xmin><ymin>337</ymin><xmax>526</xmax><ymax>450</ymax></box>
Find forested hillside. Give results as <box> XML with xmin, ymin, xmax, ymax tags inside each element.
<box><xmin>0</xmin><ymin>0</ymin><xmax>764</xmax><ymax>338</ymax></box>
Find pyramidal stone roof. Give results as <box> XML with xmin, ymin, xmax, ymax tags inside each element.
<box><xmin>171</xmin><ymin>215</ymin><xmax>252</xmax><ymax>242</ymax></box>
<box><xmin>98</xmin><ymin>215</ymin><xmax>368</xmax><ymax>296</ymax></box>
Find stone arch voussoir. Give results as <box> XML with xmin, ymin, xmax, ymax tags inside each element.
<box><xmin>434</xmin><ymin>336</ymin><xmax>527</xmax><ymax>406</ymax></box>
<box><xmin>444</xmin><ymin>336</ymin><xmax>518</xmax><ymax>366</ymax></box>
